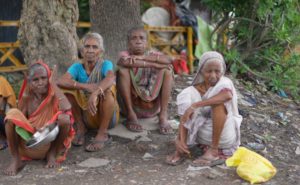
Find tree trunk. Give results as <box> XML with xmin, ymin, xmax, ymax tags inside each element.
<box><xmin>18</xmin><ymin>0</ymin><xmax>79</xmax><ymax>75</ymax></box>
<box><xmin>90</xmin><ymin>0</ymin><xmax>142</xmax><ymax>63</ymax></box>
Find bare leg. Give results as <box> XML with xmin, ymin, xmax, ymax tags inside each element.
<box><xmin>46</xmin><ymin>114</ymin><xmax>71</xmax><ymax>168</ymax></box>
<box><xmin>65</xmin><ymin>94</ymin><xmax>86</xmax><ymax>146</ymax></box>
<box><xmin>0</xmin><ymin>96</ymin><xmax>7</xmax><ymax>149</ymax></box>
<box><xmin>4</xmin><ymin>121</ymin><xmax>25</xmax><ymax>176</ymax></box>
<box><xmin>85</xmin><ymin>90</ymin><xmax>114</xmax><ymax>152</ymax></box>
<box><xmin>193</xmin><ymin>104</ymin><xmax>227</xmax><ymax>164</ymax></box>
<box><xmin>158</xmin><ymin>69</ymin><xmax>173</xmax><ymax>134</ymax></box>
<box><xmin>166</xmin><ymin>123</ymin><xmax>188</xmax><ymax>165</ymax></box>
<box><xmin>117</xmin><ymin>68</ymin><xmax>141</xmax><ymax>131</ymax></box>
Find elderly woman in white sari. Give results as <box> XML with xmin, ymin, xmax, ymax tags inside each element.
<box><xmin>166</xmin><ymin>51</ymin><xmax>242</xmax><ymax>166</ymax></box>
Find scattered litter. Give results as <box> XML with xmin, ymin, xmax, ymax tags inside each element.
<box><xmin>295</xmin><ymin>146</ymin><xmax>300</xmax><ymax>155</ymax></box>
<box><xmin>169</xmin><ymin>119</ymin><xmax>180</xmax><ymax>129</ymax></box>
<box><xmin>142</xmin><ymin>153</ymin><xmax>154</xmax><ymax>160</ymax></box>
<box><xmin>278</xmin><ymin>89</ymin><xmax>288</xmax><ymax>98</ymax></box>
<box><xmin>245</xmin><ymin>142</ymin><xmax>265</xmax><ymax>151</ymax></box>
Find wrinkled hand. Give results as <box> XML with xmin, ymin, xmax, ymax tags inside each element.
<box><xmin>132</xmin><ymin>55</ymin><xmax>145</xmax><ymax>61</ymax></box>
<box><xmin>180</xmin><ymin>107</ymin><xmax>194</xmax><ymax>124</ymax></box>
<box><xmin>175</xmin><ymin>137</ymin><xmax>190</xmax><ymax>154</ymax></box>
<box><xmin>49</xmin><ymin>65</ymin><xmax>58</xmax><ymax>85</ymax></box>
<box><xmin>85</xmin><ymin>84</ymin><xmax>99</xmax><ymax>93</ymax></box>
<box><xmin>153</xmin><ymin>63</ymin><xmax>173</xmax><ymax>70</ymax></box>
<box><xmin>88</xmin><ymin>92</ymin><xmax>99</xmax><ymax>116</ymax></box>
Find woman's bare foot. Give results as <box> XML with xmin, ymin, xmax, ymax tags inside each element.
<box><xmin>4</xmin><ymin>157</ymin><xmax>25</xmax><ymax>176</ymax></box>
<box><xmin>165</xmin><ymin>151</ymin><xmax>184</xmax><ymax>166</ymax></box>
<box><xmin>45</xmin><ymin>151</ymin><xmax>60</xmax><ymax>168</ymax></box>
<box><xmin>72</xmin><ymin>127</ymin><xmax>86</xmax><ymax>146</ymax></box>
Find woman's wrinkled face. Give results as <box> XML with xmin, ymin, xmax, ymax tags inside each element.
<box><xmin>29</xmin><ymin>67</ymin><xmax>49</xmax><ymax>95</ymax></box>
<box><xmin>82</xmin><ymin>38</ymin><xmax>102</xmax><ymax>64</ymax></box>
<box><xmin>128</xmin><ymin>30</ymin><xmax>147</xmax><ymax>55</ymax></box>
<box><xmin>201</xmin><ymin>60</ymin><xmax>223</xmax><ymax>86</ymax></box>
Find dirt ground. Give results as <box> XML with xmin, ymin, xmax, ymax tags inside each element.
<box><xmin>0</xmin><ymin>74</ymin><xmax>300</xmax><ymax>185</ymax></box>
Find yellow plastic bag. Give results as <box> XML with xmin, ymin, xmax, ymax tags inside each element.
<box><xmin>226</xmin><ymin>147</ymin><xmax>277</xmax><ymax>184</ymax></box>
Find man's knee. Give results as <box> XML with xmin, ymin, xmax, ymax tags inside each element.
<box><xmin>57</xmin><ymin>114</ymin><xmax>71</xmax><ymax>127</ymax></box>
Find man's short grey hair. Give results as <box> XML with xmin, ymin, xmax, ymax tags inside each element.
<box><xmin>82</xmin><ymin>32</ymin><xmax>105</xmax><ymax>51</ymax></box>
<box><xmin>127</xmin><ymin>27</ymin><xmax>147</xmax><ymax>41</ymax></box>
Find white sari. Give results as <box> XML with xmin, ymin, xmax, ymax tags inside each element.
<box><xmin>177</xmin><ymin>51</ymin><xmax>243</xmax><ymax>155</ymax></box>
<box><xmin>177</xmin><ymin>76</ymin><xmax>242</xmax><ymax>155</ymax></box>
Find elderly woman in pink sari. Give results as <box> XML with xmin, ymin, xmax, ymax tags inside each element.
<box><xmin>166</xmin><ymin>51</ymin><xmax>242</xmax><ymax>166</ymax></box>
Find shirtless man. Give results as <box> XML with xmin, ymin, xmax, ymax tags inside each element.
<box><xmin>117</xmin><ymin>27</ymin><xmax>173</xmax><ymax>134</ymax></box>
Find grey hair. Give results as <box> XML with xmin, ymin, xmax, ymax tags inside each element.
<box><xmin>201</xmin><ymin>58</ymin><xmax>226</xmax><ymax>74</ymax></box>
<box><xmin>82</xmin><ymin>32</ymin><xmax>105</xmax><ymax>52</ymax></box>
<box><xmin>192</xmin><ymin>51</ymin><xmax>226</xmax><ymax>85</ymax></box>
<box><xmin>28</xmin><ymin>63</ymin><xmax>47</xmax><ymax>81</ymax></box>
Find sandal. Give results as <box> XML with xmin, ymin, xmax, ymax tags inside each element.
<box><xmin>72</xmin><ymin>133</ymin><xmax>85</xmax><ymax>146</ymax></box>
<box><xmin>85</xmin><ymin>136</ymin><xmax>112</xmax><ymax>152</ymax></box>
<box><xmin>192</xmin><ymin>156</ymin><xmax>225</xmax><ymax>167</ymax></box>
<box><xmin>124</xmin><ymin>120</ymin><xmax>143</xmax><ymax>132</ymax></box>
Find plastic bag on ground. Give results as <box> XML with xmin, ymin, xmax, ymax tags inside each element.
<box><xmin>226</xmin><ymin>147</ymin><xmax>277</xmax><ymax>184</ymax></box>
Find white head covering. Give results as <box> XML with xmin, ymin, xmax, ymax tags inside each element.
<box><xmin>142</xmin><ymin>7</ymin><xmax>172</xmax><ymax>40</ymax></box>
<box><xmin>192</xmin><ymin>51</ymin><xmax>226</xmax><ymax>85</ymax></box>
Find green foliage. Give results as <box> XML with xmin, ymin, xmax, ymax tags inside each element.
<box><xmin>77</xmin><ymin>0</ymin><xmax>90</xmax><ymax>37</ymax></box>
<box><xmin>141</xmin><ymin>0</ymin><xmax>151</xmax><ymax>14</ymax></box>
<box><xmin>202</xmin><ymin>0</ymin><xmax>300</xmax><ymax>99</ymax></box>
<box><xmin>78</xmin><ymin>0</ymin><xmax>90</xmax><ymax>21</ymax></box>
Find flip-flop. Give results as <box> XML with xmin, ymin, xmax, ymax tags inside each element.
<box><xmin>0</xmin><ymin>140</ymin><xmax>7</xmax><ymax>150</ymax></box>
<box><xmin>123</xmin><ymin>120</ymin><xmax>143</xmax><ymax>132</ymax></box>
<box><xmin>72</xmin><ymin>133</ymin><xmax>85</xmax><ymax>147</ymax></box>
<box><xmin>191</xmin><ymin>156</ymin><xmax>225</xmax><ymax>167</ymax></box>
<box><xmin>85</xmin><ymin>136</ymin><xmax>112</xmax><ymax>152</ymax></box>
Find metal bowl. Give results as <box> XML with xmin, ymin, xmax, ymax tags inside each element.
<box><xmin>26</xmin><ymin>123</ymin><xmax>59</xmax><ymax>148</ymax></box>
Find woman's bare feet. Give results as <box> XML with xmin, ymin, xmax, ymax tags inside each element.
<box><xmin>166</xmin><ymin>151</ymin><xmax>184</xmax><ymax>166</ymax></box>
<box><xmin>72</xmin><ymin>127</ymin><xmax>86</xmax><ymax>146</ymax></box>
<box><xmin>158</xmin><ymin>116</ymin><xmax>173</xmax><ymax>135</ymax></box>
<box><xmin>46</xmin><ymin>152</ymin><xmax>60</xmax><ymax>168</ymax></box>
<box><xmin>4</xmin><ymin>157</ymin><xmax>25</xmax><ymax>176</ymax></box>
